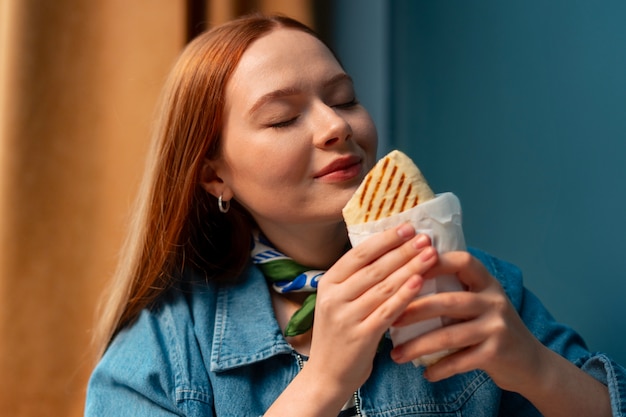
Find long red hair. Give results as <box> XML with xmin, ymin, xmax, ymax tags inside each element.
<box><xmin>94</xmin><ymin>14</ymin><xmax>323</xmax><ymax>357</ymax></box>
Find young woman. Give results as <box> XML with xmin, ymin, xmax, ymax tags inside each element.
<box><xmin>85</xmin><ymin>13</ymin><xmax>624</xmax><ymax>416</ymax></box>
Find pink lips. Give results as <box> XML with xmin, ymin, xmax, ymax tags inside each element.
<box><xmin>314</xmin><ymin>155</ymin><xmax>362</xmax><ymax>182</ymax></box>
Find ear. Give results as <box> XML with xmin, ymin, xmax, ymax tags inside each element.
<box><xmin>199</xmin><ymin>158</ymin><xmax>234</xmax><ymax>201</ymax></box>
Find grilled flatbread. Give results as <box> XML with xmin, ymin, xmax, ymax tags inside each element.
<box><xmin>343</xmin><ymin>150</ymin><xmax>435</xmax><ymax>225</ymax></box>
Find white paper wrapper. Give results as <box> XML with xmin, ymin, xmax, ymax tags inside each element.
<box><xmin>346</xmin><ymin>192</ymin><xmax>466</xmax><ymax>367</ymax></box>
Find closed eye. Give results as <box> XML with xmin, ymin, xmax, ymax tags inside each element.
<box><xmin>332</xmin><ymin>98</ymin><xmax>359</xmax><ymax>109</ymax></box>
<box><xmin>268</xmin><ymin>116</ymin><xmax>299</xmax><ymax>129</ymax></box>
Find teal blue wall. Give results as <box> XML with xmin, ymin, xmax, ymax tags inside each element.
<box><xmin>332</xmin><ymin>0</ymin><xmax>626</xmax><ymax>363</ymax></box>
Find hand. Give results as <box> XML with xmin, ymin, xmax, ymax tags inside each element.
<box><xmin>390</xmin><ymin>251</ymin><xmax>546</xmax><ymax>393</ymax></box>
<box><xmin>305</xmin><ymin>224</ymin><xmax>438</xmax><ymax>395</ymax></box>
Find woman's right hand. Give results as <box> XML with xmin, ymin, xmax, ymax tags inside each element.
<box><xmin>264</xmin><ymin>223</ymin><xmax>437</xmax><ymax>417</ymax></box>
<box><xmin>306</xmin><ymin>223</ymin><xmax>437</xmax><ymax>395</ymax></box>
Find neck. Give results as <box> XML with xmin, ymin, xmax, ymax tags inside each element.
<box><xmin>258</xmin><ymin>221</ymin><xmax>350</xmax><ymax>269</ymax></box>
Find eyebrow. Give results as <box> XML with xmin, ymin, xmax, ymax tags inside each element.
<box><xmin>248</xmin><ymin>73</ymin><xmax>354</xmax><ymax>116</ymax></box>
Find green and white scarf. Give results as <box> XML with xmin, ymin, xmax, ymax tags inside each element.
<box><xmin>251</xmin><ymin>231</ymin><xmax>325</xmax><ymax>337</ymax></box>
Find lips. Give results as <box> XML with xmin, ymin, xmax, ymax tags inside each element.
<box><xmin>314</xmin><ymin>155</ymin><xmax>362</xmax><ymax>180</ymax></box>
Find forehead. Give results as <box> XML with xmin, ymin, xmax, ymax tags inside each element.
<box><xmin>225</xmin><ymin>28</ymin><xmax>343</xmax><ymax>107</ymax></box>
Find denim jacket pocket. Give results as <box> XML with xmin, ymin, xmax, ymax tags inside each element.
<box><xmin>360</xmin><ymin>358</ymin><xmax>499</xmax><ymax>416</ymax></box>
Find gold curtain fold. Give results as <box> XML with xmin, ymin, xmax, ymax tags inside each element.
<box><xmin>0</xmin><ymin>1</ymin><xmax>313</xmax><ymax>416</ymax></box>
<box><xmin>0</xmin><ymin>1</ymin><xmax>186</xmax><ymax>416</ymax></box>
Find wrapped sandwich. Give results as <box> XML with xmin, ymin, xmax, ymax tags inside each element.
<box><xmin>342</xmin><ymin>150</ymin><xmax>465</xmax><ymax>366</ymax></box>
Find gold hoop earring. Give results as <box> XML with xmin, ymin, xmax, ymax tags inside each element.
<box><xmin>218</xmin><ymin>194</ymin><xmax>230</xmax><ymax>213</ymax></box>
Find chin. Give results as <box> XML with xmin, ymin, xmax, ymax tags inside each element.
<box><xmin>339</xmin><ymin>185</ymin><xmax>359</xmax><ymax>204</ymax></box>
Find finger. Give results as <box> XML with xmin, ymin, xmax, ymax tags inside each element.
<box><xmin>422</xmin><ymin>344</ymin><xmax>483</xmax><ymax>382</ymax></box>
<box><xmin>362</xmin><ymin>273</ymin><xmax>425</xmax><ymax>333</ymax></box>
<box><xmin>318</xmin><ymin>246</ymin><xmax>437</xmax><ymax>329</ymax></box>
<box><xmin>423</xmin><ymin>251</ymin><xmax>493</xmax><ymax>291</ymax></box>
<box><xmin>393</xmin><ymin>290</ymin><xmax>484</xmax><ymax>327</ymax></box>
<box><xmin>391</xmin><ymin>317</ymin><xmax>489</xmax><ymax>365</ymax></box>
<box><xmin>357</xmin><ymin>243</ymin><xmax>437</xmax><ymax>307</ymax></box>
<box><xmin>354</xmin><ymin>246</ymin><xmax>437</xmax><ymax>327</ymax></box>
<box><xmin>322</xmin><ymin>227</ymin><xmax>430</xmax><ymax>296</ymax></box>
<box><xmin>345</xmin><ymin>235</ymin><xmax>434</xmax><ymax>301</ymax></box>
<box><xmin>328</xmin><ymin>224</ymin><xmax>417</xmax><ymax>282</ymax></box>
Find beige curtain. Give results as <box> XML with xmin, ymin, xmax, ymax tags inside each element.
<box><xmin>0</xmin><ymin>1</ymin><xmax>312</xmax><ymax>416</ymax></box>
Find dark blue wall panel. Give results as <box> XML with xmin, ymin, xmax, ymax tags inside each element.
<box><xmin>333</xmin><ymin>0</ymin><xmax>626</xmax><ymax>363</ymax></box>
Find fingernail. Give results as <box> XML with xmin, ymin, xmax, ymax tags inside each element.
<box><xmin>413</xmin><ymin>234</ymin><xmax>429</xmax><ymax>249</ymax></box>
<box><xmin>419</xmin><ymin>246</ymin><xmax>435</xmax><ymax>262</ymax></box>
<box><xmin>391</xmin><ymin>347</ymin><xmax>404</xmax><ymax>362</ymax></box>
<box><xmin>397</xmin><ymin>223</ymin><xmax>415</xmax><ymax>239</ymax></box>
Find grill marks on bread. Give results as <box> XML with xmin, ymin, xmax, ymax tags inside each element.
<box><xmin>364</xmin><ymin>159</ymin><xmax>412</xmax><ymax>222</ymax></box>
<box><xmin>343</xmin><ymin>150</ymin><xmax>435</xmax><ymax>225</ymax></box>
<box><xmin>367</xmin><ymin>158</ymin><xmax>386</xmax><ymax>222</ymax></box>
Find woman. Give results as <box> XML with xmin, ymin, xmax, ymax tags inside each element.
<box><xmin>85</xmin><ymin>13</ymin><xmax>624</xmax><ymax>416</ymax></box>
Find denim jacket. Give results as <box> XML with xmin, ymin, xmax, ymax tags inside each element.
<box><xmin>85</xmin><ymin>249</ymin><xmax>626</xmax><ymax>416</ymax></box>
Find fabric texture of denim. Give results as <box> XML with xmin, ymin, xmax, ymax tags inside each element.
<box><xmin>85</xmin><ymin>248</ymin><xmax>626</xmax><ymax>416</ymax></box>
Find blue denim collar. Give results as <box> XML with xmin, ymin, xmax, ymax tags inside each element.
<box><xmin>210</xmin><ymin>264</ymin><xmax>293</xmax><ymax>372</ymax></box>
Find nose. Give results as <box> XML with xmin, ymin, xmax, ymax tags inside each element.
<box><xmin>312</xmin><ymin>102</ymin><xmax>353</xmax><ymax>148</ymax></box>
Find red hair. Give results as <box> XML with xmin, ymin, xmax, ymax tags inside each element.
<box><xmin>94</xmin><ymin>14</ymin><xmax>324</xmax><ymax>356</ymax></box>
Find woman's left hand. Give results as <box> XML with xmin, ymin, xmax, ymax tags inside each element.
<box><xmin>389</xmin><ymin>250</ymin><xmax>545</xmax><ymax>393</ymax></box>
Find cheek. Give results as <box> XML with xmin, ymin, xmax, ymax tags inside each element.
<box><xmin>227</xmin><ymin>153</ymin><xmax>309</xmax><ymax>219</ymax></box>
<box><xmin>353</xmin><ymin>115</ymin><xmax>378</xmax><ymax>160</ymax></box>
<box><xmin>226</xmin><ymin>144</ymin><xmax>307</xmax><ymax>192</ymax></box>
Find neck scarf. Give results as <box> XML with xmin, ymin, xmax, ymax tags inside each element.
<box><xmin>251</xmin><ymin>231</ymin><xmax>325</xmax><ymax>337</ymax></box>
